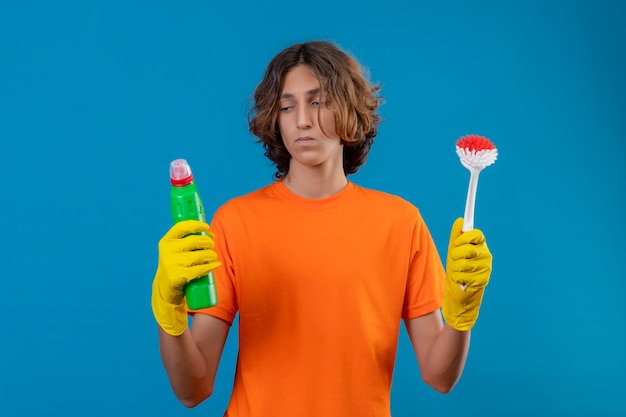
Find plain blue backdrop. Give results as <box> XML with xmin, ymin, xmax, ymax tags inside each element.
<box><xmin>1</xmin><ymin>1</ymin><xmax>624</xmax><ymax>416</ymax></box>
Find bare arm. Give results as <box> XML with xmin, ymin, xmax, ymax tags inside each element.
<box><xmin>158</xmin><ymin>314</ymin><xmax>230</xmax><ymax>407</ymax></box>
<box><xmin>404</xmin><ymin>310</ymin><xmax>470</xmax><ymax>393</ymax></box>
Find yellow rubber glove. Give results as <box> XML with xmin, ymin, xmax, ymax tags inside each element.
<box><xmin>442</xmin><ymin>218</ymin><xmax>492</xmax><ymax>331</ymax></box>
<box><xmin>151</xmin><ymin>220</ymin><xmax>221</xmax><ymax>336</ymax></box>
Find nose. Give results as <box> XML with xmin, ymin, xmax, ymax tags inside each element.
<box><xmin>296</xmin><ymin>106</ymin><xmax>313</xmax><ymax>129</ymax></box>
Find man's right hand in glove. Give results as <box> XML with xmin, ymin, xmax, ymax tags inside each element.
<box><xmin>151</xmin><ymin>220</ymin><xmax>221</xmax><ymax>336</ymax></box>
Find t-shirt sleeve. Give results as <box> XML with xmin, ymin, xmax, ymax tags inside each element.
<box><xmin>187</xmin><ymin>210</ymin><xmax>238</xmax><ymax>325</ymax></box>
<box><xmin>401</xmin><ymin>213</ymin><xmax>446</xmax><ymax>320</ymax></box>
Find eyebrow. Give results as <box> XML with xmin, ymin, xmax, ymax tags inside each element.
<box><xmin>280</xmin><ymin>88</ymin><xmax>321</xmax><ymax>99</ymax></box>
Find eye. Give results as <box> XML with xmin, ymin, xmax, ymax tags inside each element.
<box><xmin>280</xmin><ymin>105</ymin><xmax>294</xmax><ymax>112</ymax></box>
<box><xmin>312</xmin><ymin>96</ymin><xmax>329</xmax><ymax>108</ymax></box>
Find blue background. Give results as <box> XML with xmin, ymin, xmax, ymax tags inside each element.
<box><xmin>1</xmin><ymin>1</ymin><xmax>624</xmax><ymax>416</ymax></box>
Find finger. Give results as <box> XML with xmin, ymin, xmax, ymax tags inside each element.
<box><xmin>449</xmin><ymin>244</ymin><xmax>479</xmax><ymax>261</ymax></box>
<box><xmin>177</xmin><ymin>234</ymin><xmax>216</xmax><ymax>251</ymax></box>
<box><xmin>449</xmin><ymin>242</ymin><xmax>492</xmax><ymax>261</ymax></box>
<box><xmin>164</xmin><ymin>220</ymin><xmax>211</xmax><ymax>239</ymax></box>
<box><xmin>179</xmin><ymin>249</ymin><xmax>219</xmax><ymax>267</ymax></box>
<box><xmin>181</xmin><ymin>262</ymin><xmax>222</xmax><ymax>282</ymax></box>
<box><xmin>448</xmin><ymin>272</ymin><xmax>490</xmax><ymax>289</ymax></box>
<box><xmin>447</xmin><ymin>218</ymin><xmax>465</xmax><ymax>255</ymax></box>
<box><xmin>448</xmin><ymin>218</ymin><xmax>464</xmax><ymax>242</ymax></box>
<box><xmin>159</xmin><ymin>234</ymin><xmax>216</xmax><ymax>256</ymax></box>
<box><xmin>447</xmin><ymin>259</ymin><xmax>491</xmax><ymax>286</ymax></box>
<box><xmin>455</xmin><ymin>229</ymin><xmax>486</xmax><ymax>246</ymax></box>
<box><xmin>448</xmin><ymin>257</ymin><xmax>491</xmax><ymax>274</ymax></box>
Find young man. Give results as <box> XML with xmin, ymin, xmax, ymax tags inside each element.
<box><xmin>151</xmin><ymin>41</ymin><xmax>492</xmax><ymax>416</ymax></box>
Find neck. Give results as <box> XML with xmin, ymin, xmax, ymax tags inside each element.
<box><xmin>283</xmin><ymin>163</ymin><xmax>348</xmax><ymax>199</ymax></box>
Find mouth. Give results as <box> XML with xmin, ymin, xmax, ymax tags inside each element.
<box><xmin>296</xmin><ymin>136</ymin><xmax>314</xmax><ymax>142</ymax></box>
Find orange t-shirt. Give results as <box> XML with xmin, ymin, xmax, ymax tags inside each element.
<box><xmin>192</xmin><ymin>180</ymin><xmax>445</xmax><ymax>417</ymax></box>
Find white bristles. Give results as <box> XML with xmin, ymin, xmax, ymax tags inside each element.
<box><xmin>456</xmin><ymin>146</ymin><xmax>498</xmax><ymax>169</ymax></box>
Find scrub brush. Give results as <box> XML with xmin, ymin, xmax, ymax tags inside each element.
<box><xmin>456</xmin><ymin>134</ymin><xmax>498</xmax><ymax>289</ymax></box>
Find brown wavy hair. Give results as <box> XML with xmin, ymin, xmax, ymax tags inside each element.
<box><xmin>248</xmin><ymin>41</ymin><xmax>382</xmax><ymax>180</ymax></box>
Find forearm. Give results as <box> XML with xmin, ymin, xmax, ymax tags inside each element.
<box><xmin>158</xmin><ymin>327</ymin><xmax>213</xmax><ymax>407</ymax></box>
<box><xmin>421</xmin><ymin>324</ymin><xmax>470</xmax><ymax>393</ymax></box>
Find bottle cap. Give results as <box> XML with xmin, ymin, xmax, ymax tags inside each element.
<box><xmin>170</xmin><ymin>159</ymin><xmax>194</xmax><ymax>186</ymax></box>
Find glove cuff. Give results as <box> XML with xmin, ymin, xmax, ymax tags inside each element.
<box><xmin>151</xmin><ymin>280</ymin><xmax>188</xmax><ymax>336</ymax></box>
<box><xmin>441</xmin><ymin>281</ymin><xmax>485</xmax><ymax>332</ymax></box>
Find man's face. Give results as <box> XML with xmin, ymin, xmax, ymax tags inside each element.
<box><xmin>278</xmin><ymin>64</ymin><xmax>343</xmax><ymax>172</ymax></box>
